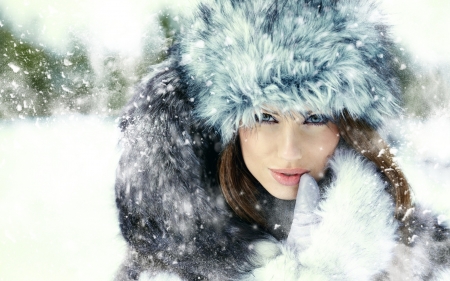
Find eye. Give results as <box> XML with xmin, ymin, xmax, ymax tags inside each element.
<box><xmin>304</xmin><ymin>114</ymin><xmax>329</xmax><ymax>125</ymax></box>
<box><xmin>255</xmin><ymin>113</ymin><xmax>278</xmax><ymax>124</ymax></box>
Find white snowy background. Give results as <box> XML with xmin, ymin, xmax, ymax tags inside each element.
<box><xmin>0</xmin><ymin>0</ymin><xmax>449</xmax><ymax>280</ymax></box>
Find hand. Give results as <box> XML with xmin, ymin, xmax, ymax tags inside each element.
<box><xmin>286</xmin><ymin>173</ymin><xmax>321</xmax><ymax>251</ymax></box>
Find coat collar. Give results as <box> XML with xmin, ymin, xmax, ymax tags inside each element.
<box><xmin>246</xmin><ymin>147</ymin><xmax>398</xmax><ymax>280</ymax></box>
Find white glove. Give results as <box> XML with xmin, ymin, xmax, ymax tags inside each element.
<box><xmin>286</xmin><ymin>173</ymin><xmax>322</xmax><ymax>251</ymax></box>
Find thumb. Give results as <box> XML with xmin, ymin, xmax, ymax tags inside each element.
<box><xmin>286</xmin><ymin>173</ymin><xmax>321</xmax><ymax>247</ymax></box>
<box><xmin>294</xmin><ymin>173</ymin><xmax>320</xmax><ymax>214</ymax></box>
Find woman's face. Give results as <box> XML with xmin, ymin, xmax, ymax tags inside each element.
<box><xmin>239</xmin><ymin>112</ymin><xmax>340</xmax><ymax>200</ymax></box>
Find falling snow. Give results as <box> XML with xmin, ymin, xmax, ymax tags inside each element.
<box><xmin>7</xmin><ymin>63</ymin><xmax>20</xmax><ymax>73</ymax></box>
<box><xmin>0</xmin><ymin>0</ymin><xmax>449</xmax><ymax>280</ymax></box>
<box><xmin>63</xmin><ymin>58</ymin><xmax>73</xmax><ymax>66</ymax></box>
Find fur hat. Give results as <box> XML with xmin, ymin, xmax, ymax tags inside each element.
<box><xmin>177</xmin><ymin>0</ymin><xmax>401</xmax><ymax>143</ymax></box>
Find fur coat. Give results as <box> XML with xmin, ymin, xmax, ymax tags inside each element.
<box><xmin>114</xmin><ymin>61</ymin><xmax>450</xmax><ymax>281</ymax></box>
<box><xmin>114</xmin><ymin>0</ymin><xmax>450</xmax><ymax>280</ymax></box>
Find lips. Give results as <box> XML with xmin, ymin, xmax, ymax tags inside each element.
<box><xmin>269</xmin><ymin>168</ymin><xmax>309</xmax><ymax>186</ymax></box>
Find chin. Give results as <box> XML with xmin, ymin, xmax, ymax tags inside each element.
<box><xmin>270</xmin><ymin>186</ymin><xmax>298</xmax><ymax>200</ymax></box>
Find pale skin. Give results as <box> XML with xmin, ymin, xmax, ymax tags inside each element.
<box><xmin>239</xmin><ymin>112</ymin><xmax>340</xmax><ymax>200</ymax></box>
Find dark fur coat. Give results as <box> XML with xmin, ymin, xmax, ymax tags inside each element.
<box><xmin>114</xmin><ymin>59</ymin><xmax>274</xmax><ymax>280</ymax></box>
<box><xmin>114</xmin><ymin>60</ymin><xmax>450</xmax><ymax>281</ymax></box>
<box><xmin>114</xmin><ymin>0</ymin><xmax>450</xmax><ymax>280</ymax></box>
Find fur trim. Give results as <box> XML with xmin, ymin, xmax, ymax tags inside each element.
<box><xmin>241</xmin><ymin>243</ymin><xmax>301</xmax><ymax>281</ymax></box>
<box><xmin>241</xmin><ymin>148</ymin><xmax>397</xmax><ymax>280</ymax></box>
<box><xmin>432</xmin><ymin>268</ymin><xmax>450</xmax><ymax>281</ymax></box>
<box><xmin>116</xmin><ymin>70</ymin><xmax>450</xmax><ymax>278</ymax></box>
<box><xmin>298</xmin><ymin>148</ymin><xmax>397</xmax><ymax>279</ymax></box>
<box><xmin>115</xmin><ymin>62</ymin><xmax>450</xmax><ymax>279</ymax></box>
<box><xmin>178</xmin><ymin>0</ymin><xmax>401</xmax><ymax>142</ymax></box>
<box><xmin>116</xmin><ymin>14</ymin><xmax>450</xmax><ymax>276</ymax></box>
<box><xmin>138</xmin><ymin>272</ymin><xmax>183</xmax><ymax>281</ymax></box>
<box><xmin>115</xmin><ymin>61</ymin><xmax>276</xmax><ymax>280</ymax></box>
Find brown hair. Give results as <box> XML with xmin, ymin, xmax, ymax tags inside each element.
<box><xmin>219</xmin><ymin>134</ymin><xmax>266</xmax><ymax>226</ymax></box>
<box><xmin>218</xmin><ymin>112</ymin><xmax>413</xmax><ymax>226</ymax></box>
<box><xmin>337</xmin><ymin>111</ymin><xmax>412</xmax><ymax>220</ymax></box>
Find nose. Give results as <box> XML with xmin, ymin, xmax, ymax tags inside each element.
<box><xmin>277</xmin><ymin>124</ymin><xmax>303</xmax><ymax>161</ymax></box>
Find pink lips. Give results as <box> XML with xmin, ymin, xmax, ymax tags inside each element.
<box><xmin>269</xmin><ymin>168</ymin><xmax>309</xmax><ymax>186</ymax></box>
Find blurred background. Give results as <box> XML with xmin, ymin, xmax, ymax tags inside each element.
<box><xmin>0</xmin><ymin>0</ymin><xmax>449</xmax><ymax>280</ymax></box>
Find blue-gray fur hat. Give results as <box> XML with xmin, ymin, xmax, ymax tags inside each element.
<box><xmin>177</xmin><ymin>0</ymin><xmax>401</xmax><ymax>143</ymax></box>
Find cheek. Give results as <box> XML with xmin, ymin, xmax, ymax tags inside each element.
<box><xmin>239</xmin><ymin>127</ymin><xmax>278</xmax><ymax>184</ymax></box>
<box><xmin>239</xmin><ymin>129</ymin><xmax>256</xmax><ymax>155</ymax></box>
<box><xmin>320</xmin><ymin>132</ymin><xmax>340</xmax><ymax>156</ymax></box>
<box><xmin>239</xmin><ymin>129</ymin><xmax>260</xmax><ymax>169</ymax></box>
<box><xmin>239</xmin><ymin>127</ymin><xmax>274</xmax><ymax>158</ymax></box>
<box><xmin>309</xmin><ymin>125</ymin><xmax>340</xmax><ymax>175</ymax></box>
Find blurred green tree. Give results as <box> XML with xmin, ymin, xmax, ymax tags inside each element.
<box><xmin>134</xmin><ymin>9</ymin><xmax>178</xmax><ymax>80</ymax></box>
<box><xmin>55</xmin><ymin>38</ymin><xmax>96</xmax><ymax>114</ymax></box>
<box><xmin>0</xmin><ymin>14</ymin><xmax>96</xmax><ymax>118</ymax></box>
<box><xmin>392</xmin><ymin>45</ymin><xmax>450</xmax><ymax>118</ymax></box>
<box><xmin>0</xmin><ymin>16</ymin><xmax>58</xmax><ymax>118</ymax></box>
<box><xmin>103</xmin><ymin>56</ymin><xmax>129</xmax><ymax>111</ymax></box>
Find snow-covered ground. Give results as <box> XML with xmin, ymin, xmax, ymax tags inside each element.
<box><xmin>0</xmin><ymin>116</ymin><xmax>126</xmax><ymax>281</ymax></box>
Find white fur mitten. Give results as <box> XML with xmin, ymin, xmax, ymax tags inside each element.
<box><xmin>287</xmin><ymin>173</ymin><xmax>322</xmax><ymax>251</ymax></box>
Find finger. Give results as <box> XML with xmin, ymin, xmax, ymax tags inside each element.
<box><xmin>294</xmin><ymin>173</ymin><xmax>320</xmax><ymax>214</ymax></box>
<box><xmin>287</xmin><ymin>174</ymin><xmax>321</xmax><ymax>247</ymax></box>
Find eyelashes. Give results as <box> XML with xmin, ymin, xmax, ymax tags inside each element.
<box><xmin>304</xmin><ymin>114</ymin><xmax>329</xmax><ymax>125</ymax></box>
<box><xmin>256</xmin><ymin>113</ymin><xmax>278</xmax><ymax>123</ymax></box>
<box><xmin>254</xmin><ymin>113</ymin><xmax>330</xmax><ymax>125</ymax></box>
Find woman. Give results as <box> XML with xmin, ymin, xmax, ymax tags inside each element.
<box><xmin>114</xmin><ymin>0</ymin><xmax>450</xmax><ymax>280</ymax></box>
